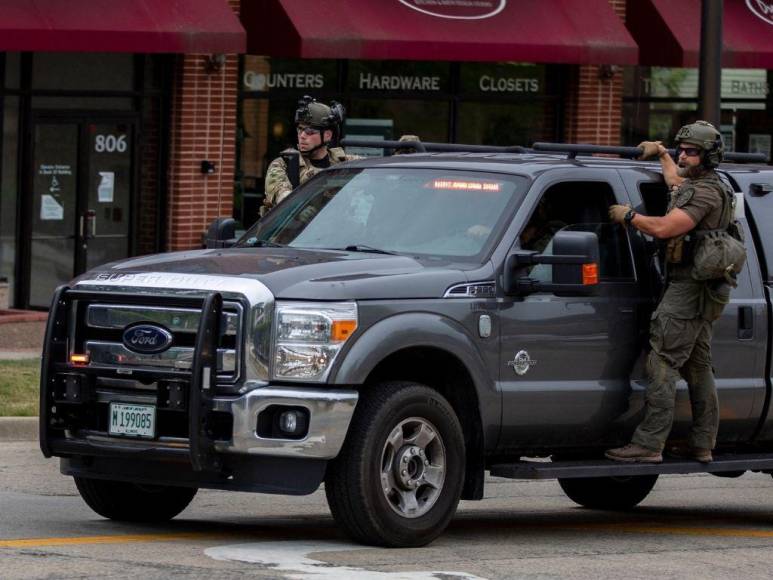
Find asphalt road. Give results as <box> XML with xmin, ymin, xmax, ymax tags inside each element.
<box><xmin>3</xmin><ymin>440</ymin><xmax>773</xmax><ymax>579</ymax></box>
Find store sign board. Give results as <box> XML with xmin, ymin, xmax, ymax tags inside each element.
<box><xmin>244</xmin><ymin>71</ymin><xmax>325</xmax><ymax>92</ymax></box>
<box><xmin>358</xmin><ymin>73</ymin><xmax>441</xmax><ymax>91</ymax></box>
<box><xmin>398</xmin><ymin>0</ymin><xmax>506</xmax><ymax>19</ymax></box>
<box><xmin>460</xmin><ymin>63</ymin><xmax>545</xmax><ymax>96</ymax></box>
<box><xmin>746</xmin><ymin>0</ymin><xmax>773</xmax><ymax>26</ymax></box>
<box><xmin>478</xmin><ymin>75</ymin><xmax>540</xmax><ymax>93</ymax></box>
<box><xmin>640</xmin><ymin>68</ymin><xmax>769</xmax><ymax>100</ymax></box>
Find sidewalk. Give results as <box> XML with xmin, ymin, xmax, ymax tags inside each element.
<box><xmin>0</xmin><ymin>350</ymin><xmax>40</xmax><ymax>360</ymax></box>
<box><xmin>0</xmin><ymin>319</ymin><xmax>45</xmax><ymax>360</ymax></box>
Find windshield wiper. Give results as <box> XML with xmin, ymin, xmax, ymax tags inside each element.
<box><xmin>250</xmin><ymin>239</ymin><xmax>285</xmax><ymax>248</ymax></box>
<box><xmin>341</xmin><ymin>244</ymin><xmax>397</xmax><ymax>255</ymax></box>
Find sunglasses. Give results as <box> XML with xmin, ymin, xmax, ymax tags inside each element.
<box><xmin>677</xmin><ymin>146</ymin><xmax>701</xmax><ymax>157</ymax></box>
<box><xmin>297</xmin><ymin>126</ymin><xmax>321</xmax><ymax>136</ymax></box>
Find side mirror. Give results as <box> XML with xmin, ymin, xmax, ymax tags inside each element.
<box><xmin>504</xmin><ymin>230</ymin><xmax>600</xmax><ymax>296</ymax></box>
<box><xmin>205</xmin><ymin>217</ymin><xmax>237</xmax><ymax>249</ymax></box>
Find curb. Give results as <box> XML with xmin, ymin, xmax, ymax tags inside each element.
<box><xmin>0</xmin><ymin>417</ymin><xmax>39</xmax><ymax>441</ymax></box>
<box><xmin>0</xmin><ymin>350</ymin><xmax>41</xmax><ymax>361</ymax></box>
<box><xmin>0</xmin><ymin>310</ymin><xmax>48</xmax><ymax>324</ymax></box>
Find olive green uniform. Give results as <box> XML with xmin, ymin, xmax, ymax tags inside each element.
<box><xmin>262</xmin><ymin>147</ymin><xmax>357</xmax><ymax>215</ymax></box>
<box><xmin>631</xmin><ymin>171</ymin><xmax>731</xmax><ymax>452</ymax></box>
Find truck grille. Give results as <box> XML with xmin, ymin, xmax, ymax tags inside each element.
<box><xmin>71</xmin><ymin>301</ymin><xmax>243</xmax><ymax>383</ymax></box>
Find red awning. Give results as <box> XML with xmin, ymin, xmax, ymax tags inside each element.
<box><xmin>242</xmin><ymin>0</ymin><xmax>638</xmax><ymax>64</ymax></box>
<box><xmin>0</xmin><ymin>0</ymin><xmax>245</xmax><ymax>53</ymax></box>
<box><xmin>627</xmin><ymin>0</ymin><xmax>773</xmax><ymax>68</ymax></box>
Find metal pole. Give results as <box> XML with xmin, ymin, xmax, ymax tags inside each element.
<box><xmin>698</xmin><ymin>0</ymin><xmax>723</xmax><ymax>126</ymax></box>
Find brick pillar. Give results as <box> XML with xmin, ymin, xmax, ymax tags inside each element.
<box><xmin>166</xmin><ymin>0</ymin><xmax>240</xmax><ymax>250</ymax></box>
<box><xmin>563</xmin><ymin>0</ymin><xmax>627</xmax><ymax>146</ymax></box>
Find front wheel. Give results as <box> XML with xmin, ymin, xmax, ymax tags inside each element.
<box><xmin>74</xmin><ymin>477</ymin><xmax>198</xmax><ymax>521</ymax></box>
<box><xmin>325</xmin><ymin>381</ymin><xmax>465</xmax><ymax>547</ymax></box>
<box><xmin>558</xmin><ymin>474</ymin><xmax>658</xmax><ymax>510</ymax></box>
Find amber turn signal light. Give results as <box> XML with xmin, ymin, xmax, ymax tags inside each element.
<box><xmin>70</xmin><ymin>353</ymin><xmax>90</xmax><ymax>365</ymax></box>
<box><xmin>331</xmin><ymin>320</ymin><xmax>357</xmax><ymax>341</ymax></box>
<box><xmin>582</xmin><ymin>263</ymin><xmax>599</xmax><ymax>285</ymax></box>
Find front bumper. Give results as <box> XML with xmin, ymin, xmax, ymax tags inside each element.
<box><xmin>213</xmin><ymin>385</ymin><xmax>358</xmax><ymax>459</ymax></box>
<box><xmin>52</xmin><ymin>384</ymin><xmax>358</xmax><ymax>495</ymax></box>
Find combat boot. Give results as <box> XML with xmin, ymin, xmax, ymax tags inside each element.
<box><xmin>604</xmin><ymin>443</ymin><xmax>663</xmax><ymax>464</ymax></box>
<box><xmin>667</xmin><ymin>445</ymin><xmax>713</xmax><ymax>463</ymax></box>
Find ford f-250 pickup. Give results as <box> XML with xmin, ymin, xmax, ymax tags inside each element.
<box><xmin>39</xmin><ymin>140</ymin><xmax>773</xmax><ymax>547</ymax></box>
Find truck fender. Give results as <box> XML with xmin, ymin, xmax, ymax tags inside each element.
<box><xmin>330</xmin><ymin>312</ymin><xmax>499</xmax><ymax>450</ymax></box>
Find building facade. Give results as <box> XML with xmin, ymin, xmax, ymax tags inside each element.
<box><xmin>0</xmin><ymin>0</ymin><xmax>771</xmax><ymax>310</ymax></box>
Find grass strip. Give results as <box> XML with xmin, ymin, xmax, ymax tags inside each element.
<box><xmin>0</xmin><ymin>359</ymin><xmax>40</xmax><ymax>416</ymax></box>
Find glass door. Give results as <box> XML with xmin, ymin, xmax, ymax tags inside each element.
<box><xmin>29</xmin><ymin>122</ymin><xmax>79</xmax><ymax>308</ymax></box>
<box><xmin>28</xmin><ymin>117</ymin><xmax>135</xmax><ymax>308</ymax></box>
<box><xmin>82</xmin><ymin>122</ymin><xmax>133</xmax><ymax>273</ymax></box>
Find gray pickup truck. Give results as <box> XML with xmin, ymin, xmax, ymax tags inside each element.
<box><xmin>40</xmin><ymin>141</ymin><xmax>773</xmax><ymax>548</ymax></box>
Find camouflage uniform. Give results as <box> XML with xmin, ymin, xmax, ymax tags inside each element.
<box><xmin>631</xmin><ymin>171</ymin><xmax>731</xmax><ymax>452</ymax></box>
<box><xmin>262</xmin><ymin>147</ymin><xmax>359</xmax><ymax>215</ymax></box>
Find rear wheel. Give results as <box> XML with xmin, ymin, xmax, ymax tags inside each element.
<box><xmin>325</xmin><ymin>381</ymin><xmax>465</xmax><ymax>547</ymax></box>
<box><xmin>558</xmin><ymin>474</ymin><xmax>658</xmax><ymax>510</ymax></box>
<box><xmin>74</xmin><ymin>477</ymin><xmax>197</xmax><ymax>521</ymax></box>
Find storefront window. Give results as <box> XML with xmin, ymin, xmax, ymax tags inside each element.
<box><xmin>32</xmin><ymin>53</ymin><xmax>134</xmax><ymax>92</ymax></box>
<box><xmin>1</xmin><ymin>97</ymin><xmax>19</xmax><ymax>301</ymax></box>
<box><xmin>623</xmin><ymin>67</ymin><xmax>772</xmax><ymax>159</ymax></box>
<box><xmin>457</xmin><ymin>63</ymin><xmax>559</xmax><ymax>146</ymax></box>
<box><xmin>346</xmin><ymin>99</ymin><xmax>449</xmax><ymax>153</ymax></box>
<box><xmin>4</xmin><ymin>53</ymin><xmax>20</xmax><ymax>90</ymax></box>
<box><xmin>239</xmin><ymin>97</ymin><xmax>298</xmax><ymax>224</ymax></box>
<box><xmin>237</xmin><ymin>57</ymin><xmax>563</xmax><ymax>226</ymax></box>
<box><xmin>1</xmin><ymin>54</ymin><xmax>169</xmax><ymax>309</ymax></box>
<box><xmin>457</xmin><ymin>101</ymin><xmax>558</xmax><ymax>146</ymax></box>
<box><xmin>30</xmin><ymin>97</ymin><xmax>134</xmax><ymax>111</ymax></box>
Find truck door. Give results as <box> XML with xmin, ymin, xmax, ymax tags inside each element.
<box><xmin>498</xmin><ymin>171</ymin><xmax>647</xmax><ymax>450</ymax></box>
<box><xmin>620</xmin><ymin>169</ymin><xmax>766</xmax><ymax>443</ymax></box>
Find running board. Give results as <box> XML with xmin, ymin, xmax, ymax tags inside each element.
<box><xmin>490</xmin><ymin>454</ymin><xmax>773</xmax><ymax>480</ymax></box>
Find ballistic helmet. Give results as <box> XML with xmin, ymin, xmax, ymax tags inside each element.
<box><xmin>674</xmin><ymin>120</ymin><xmax>724</xmax><ymax>168</ymax></box>
<box><xmin>294</xmin><ymin>96</ymin><xmax>345</xmax><ymax>130</ymax></box>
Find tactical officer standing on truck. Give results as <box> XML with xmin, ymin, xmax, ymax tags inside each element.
<box><xmin>606</xmin><ymin>121</ymin><xmax>743</xmax><ymax>464</ymax></box>
<box><xmin>261</xmin><ymin>96</ymin><xmax>356</xmax><ymax>216</ymax></box>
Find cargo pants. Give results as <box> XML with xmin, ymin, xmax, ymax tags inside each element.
<box><xmin>631</xmin><ymin>275</ymin><xmax>729</xmax><ymax>452</ymax></box>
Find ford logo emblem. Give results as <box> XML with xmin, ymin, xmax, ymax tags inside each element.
<box><xmin>122</xmin><ymin>324</ymin><xmax>173</xmax><ymax>354</ymax></box>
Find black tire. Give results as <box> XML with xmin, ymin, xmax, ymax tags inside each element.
<box><xmin>325</xmin><ymin>381</ymin><xmax>465</xmax><ymax>547</ymax></box>
<box><xmin>558</xmin><ymin>474</ymin><xmax>658</xmax><ymax>510</ymax></box>
<box><xmin>74</xmin><ymin>477</ymin><xmax>198</xmax><ymax>522</ymax></box>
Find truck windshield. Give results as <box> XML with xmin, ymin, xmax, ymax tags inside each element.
<box><xmin>237</xmin><ymin>168</ymin><xmax>527</xmax><ymax>261</ymax></box>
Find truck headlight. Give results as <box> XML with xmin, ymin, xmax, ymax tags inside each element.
<box><xmin>272</xmin><ymin>302</ymin><xmax>357</xmax><ymax>381</ymax></box>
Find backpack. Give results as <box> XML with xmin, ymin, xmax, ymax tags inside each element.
<box><xmin>691</xmin><ymin>184</ymin><xmax>747</xmax><ymax>286</ymax></box>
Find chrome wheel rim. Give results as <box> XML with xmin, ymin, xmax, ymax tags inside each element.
<box><xmin>380</xmin><ymin>417</ymin><xmax>446</xmax><ymax>519</ymax></box>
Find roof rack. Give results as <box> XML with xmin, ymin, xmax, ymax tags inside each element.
<box><xmin>532</xmin><ymin>142</ymin><xmax>769</xmax><ymax>164</ymax></box>
<box><xmin>340</xmin><ymin>138</ymin><xmax>529</xmax><ymax>154</ymax></box>
<box><xmin>340</xmin><ymin>138</ymin><xmax>769</xmax><ymax>164</ymax></box>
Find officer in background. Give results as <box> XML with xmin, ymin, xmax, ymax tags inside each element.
<box><xmin>261</xmin><ymin>96</ymin><xmax>357</xmax><ymax>216</ymax></box>
<box><xmin>606</xmin><ymin>121</ymin><xmax>732</xmax><ymax>464</ymax></box>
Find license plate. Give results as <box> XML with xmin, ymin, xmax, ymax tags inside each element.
<box><xmin>109</xmin><ymin>403</ymin><xmax>156</xmax><ymax>438</ymax></box>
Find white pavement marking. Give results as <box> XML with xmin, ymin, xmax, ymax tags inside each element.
<box><xmin>205</xmin><ymin>540</ymin><xmax>488</xmax><ymax>580</ymax></box>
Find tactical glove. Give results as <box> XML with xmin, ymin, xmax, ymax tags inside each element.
<box><xmin>637</xmin><ymin>141</ymin><xmax>665</xmax><ymax>160</ymax></box>
<box><xmin>608</xmin><ymin>204</ymin><xmax>631</xmax><ymax>224</ymax></box>
<box><xmin>395</xmin><ymin>134</ymin><xmax>421</xmax><ymax>155</ymax></box>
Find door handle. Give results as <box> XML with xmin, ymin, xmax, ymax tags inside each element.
<box><xmin>80</xmin><ymin>210</ymin><xmax>96</xmax><ymax>241</ymax></box>
<box><xmin>738</xmin><ymin>306</ymin><xmax>753</xmax><ymax>340</ymax></box>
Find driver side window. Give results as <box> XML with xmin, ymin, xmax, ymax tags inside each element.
<box><xmin>521</xmin><ymin>181</ymin><xmax>634</xmax><ymax>283</ymax></box>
